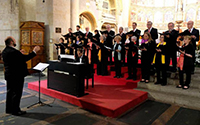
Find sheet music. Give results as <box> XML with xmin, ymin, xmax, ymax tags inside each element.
<box><xmin>66</xmin><ymin>62</ymin><xmax>83</xmax><ymax>65</ymax></box>
<box><xmin>60</xmin><ymin>54</ymin><xmax>75</xmax><ymax>60</ymax></box>
<box><xmin>33</xmin><ymin>63</ymin><xmax>49</xmax><ymax>71</ymax></box>
<box><xmin>50</xmin><ymin>60</ymin><xmax>59</xmax><ymax>62</ymax></box>
<box><xmin>104</xmin><ymin>45</ymin><xmax>112</xmax><ymax>50</ymax></box>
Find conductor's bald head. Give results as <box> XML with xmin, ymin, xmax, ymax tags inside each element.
<box><xmin>5</xmin><ymin>36</ymin><xmax>16</xmax><ymax>47</ymax></box>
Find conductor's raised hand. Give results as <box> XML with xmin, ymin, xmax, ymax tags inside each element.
<box><xmin>33</xmin><ymin>46</ymin><xmax>40</xmax><ymax>54</ymax></box>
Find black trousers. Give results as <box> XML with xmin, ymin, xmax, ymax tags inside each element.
<box><xmin>155</xmin><ymin>64</ymin><xmax>167</xmax><ymax>84</ymax></box>
<box><xmin>141</xmin><ymin>60</ymin><xmax>151</xmax><ymax>80</ymax></box>
<box><xmin>114</xmin><ymin>59</ymin><xmax>121</xmax><ymax>76</ymax></box>
<box><xmin>127</xmin><ymin>57</ymin><xmax>137</xmax><ymax>78</ymax></box>
<box><xmin>179</xmin><ymin>66</ymin><xmax>192</xmax><ymax>86</ymax></box>
<box><xmin>6</xmin><ymin>77</ymin><xmax>24</xmax><ymax>113</ymax></box>
<box><xmin>166</xmin><ymin>51</ymin><xmax>177</xmax><ymax>71</ymax></box>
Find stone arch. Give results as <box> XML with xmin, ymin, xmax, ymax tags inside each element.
<box><xmin>79</xmin><ymin>11</ymin><xmax>97</xmax><ymax>31</ymax></box>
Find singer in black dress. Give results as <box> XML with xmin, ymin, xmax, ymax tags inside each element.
<box><xmin>55</xmin><ymin>38</ymin><xmax>67</xmax><ymax>55</ymax></box>
<box><xmin>177</xmin><ymin>36</ymin><xmax>195</xmax><ymax>89</ymax></box>
<box><xmin>126</xmin><ymin>36</ymin><xmax>138</xmax><ymax>80</ymax></box>
<box><xmin>96</xmin><ymin>35</ymin><xmax>108</xmax><ymax>76</ymax></box>
<box><xmin>153</xmin><ymin>35</ymin><xmax>167</xmax><ymax>86</ymax></box>
<box><xmin>140</xmin><ymin>32</ymin><xmax>155</xmax><ymax>83</ymax></box>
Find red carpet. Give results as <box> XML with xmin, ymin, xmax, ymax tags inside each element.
<box><xmin>28</xmin><ymin>65</ymin><xmax>148</xmax><ymax>118</ymax></box>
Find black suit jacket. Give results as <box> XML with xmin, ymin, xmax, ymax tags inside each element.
<box><xmin>115</xmin><ymin>33</ymin><xmax>126</xmax><ymax>44</ymax></box>
<box><xmin>93</xmin><ymin>34</ymin><xmax>100</xmax><ymax>43</ymax></box>
<box><xmin>83</xmin><ymin>32</ymin><xmax>93</xmax><ymax>46</ymax></box>
<box><xmin>144</xmin><ymin>28</ymin><xmax>158</xmax><ymax>41</ymax></box>
<box><xmin>2</xmin><ymin>46</ymin><xmax>36</xmax><ymax>80</ymax></box>
<box><xmin>128</xmin><ymin>29</ymin><xmax>141</xmax><ymax>45</ymax></box>
<box><xmin>74</xmin><ymin>30</ymin><xmax>84</xmax><ymax>40</ymax></box>
<box><xmin>184</xmin><ymin>28</ymin><xmax>199</xmax><ymax>49</ymax></box>
<box><xmin>62</xmin><ymin>32</ymin><xmax>74</xmax><ymax>41</ymax></box>
<box><xmin>84</xmin><ymin>32</ymin><xmax>93</xmax><ymax>38</ymax></box>
<box><xmin>106</xmin><ymin>30</ymin><xmax>115</xmax><ymax>47</ymax></box>
<box><xmin>165</xmin><ymin>29</ymin><xmax>179</xmax><ymax>50</ymax></box>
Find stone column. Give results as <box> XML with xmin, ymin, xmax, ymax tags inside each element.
<box><xmin>71</xmin><ymin>0</ymin><xmax>80</xmax><ymax>32</ymax></box>
<box><xmin>121</xmin><ymin>0</ymin><xmax>130</xmax><ymax>29</ymax></box>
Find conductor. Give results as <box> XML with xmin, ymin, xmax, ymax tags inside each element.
<box><xmin>2</xmin><ymin>36</ymin><xmax>40</xmax><ymax>115</ymax></box>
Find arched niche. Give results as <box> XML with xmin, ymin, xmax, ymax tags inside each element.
<box><xmin>79</xmin><ymin>11</ymin><xmax>97</xmax><ymax>32</ymax></box>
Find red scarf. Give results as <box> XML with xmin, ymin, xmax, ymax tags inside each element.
<box><xmin>85</xmin><ymin>42</ymin><xmax>92</xmax><ymax>64</ymax></box>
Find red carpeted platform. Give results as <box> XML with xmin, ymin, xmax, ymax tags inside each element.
<box><xmin>28</xmin><ymin>66</ymin><xmax>148</xmax><ymax>118</ymax></box>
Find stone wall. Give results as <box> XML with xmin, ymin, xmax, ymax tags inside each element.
<box><xmin>52</xmin><ymin>0</ymin><xmax>71</xmax><ymax>59</ymax></box>
<box><xmin>0</xmin><ymin>0</ymin><xmax>19</xmax><ymax>50</ymax></box>
<box><xmin>19</xmin><ymin>0</ymin><xmax>54</xmax><ymax>60</ymax></box>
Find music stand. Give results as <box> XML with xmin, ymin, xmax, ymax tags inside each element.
<box><xmin>27</xmin><ymin>63</ymin><xmax>52</xmax><ymax>108</ymax></box>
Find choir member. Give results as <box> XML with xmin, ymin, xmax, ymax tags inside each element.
<box><xmin>62</xmin><ymin>28</ymin><xmax>74</xmax><ymax>41</ymax></box>
<box><xmin>116</xmin><ymin>27</ymin><xmax>126</xmax><ymax>44</ymax></box>
<box><xmin>66</xmin><ymin>37</ymin><xmax>74</xmax><ymax>55</ymax></box>
<box><xmin>113</xmin><ymin>36</ymin><xmax>122</xmax><ymax>78</ymax></box>
<box><xmin>140</xmin><ymin>32</ymin><xmax>155</xmax><ymax>83</ymax></box>
<box><xmin>93</xmin><ymin>30</ymin><xmax>100</xmax><ymax>44</ymax></box>
<box><xmin>144</xmin><ymin>21</ymin><xmax>158</xmax><ymax>42</ymax></box>
<box><xmin>153</xmin><ymin>34</ymin><xmax>167</xmax><ymax>86</ymax></box>
<box><xmin>128</xmin><ymin>22</ymin><xmax>141</xmax><ymax>46</ymax></box>
<box><xmin>116</xmin><ymin>27</ymin><xmax>126</xmax><ymax>65</ymax></box>
<box><xmin>125</xmin><ymin>36</ymin><xmax>138</xmax><ymax>80</ymax></box>
<box><xmin>85</xmin><ymin>37</ymin><xmax>96</xmax><ymax>64</ymax></box>
<box><xmin>96</xmin><ymin>35</ymin><xmax>108</xmax><ymax>76</ymax></box>
<box><xmin>144</xmin><ymin>21</ymin><xmax>157</xmax><ymax>63</ymax></box>
<box><xmin>177</xmin><ymin>36</ymin><xmax>195</xmax><ymax>89</ymax></box>
<box><xmin>54</xmin><ymin>38</ymin><xmax>67</xmax><ymax>55</ymax></box>
<box><xmin>93</xmin><ymin>30</ymin><xmax>100</xmax><ymax>63</ymax></box>
<box><xmin>164</xmin><ymin>22</ymin><xmax>179</xmax><ymax>72</ymax></box>
<box><xmin>75</xmin><ymin>36</ymin><xmax>82</xmax><ymax>46</ymax></box>
<box><xmin>73</xmin><ymin>36</ymin><xmax>83</xmax><ymax>59</ymax></box>
<box><xmin>105</xmin><ymin>24</ymin><xmax>115</xmax><ymax>65</ymax></box>
<box><xmin>84</xmin><ymin>27</ymin><xmax>93</xmax><ymax>46</ymax></box>
<box><xmin>183</xmin><ymin>21</ymin><xmax>199</xmax><ymax>74</ymax></box>
<box><xmin>74</xmin><ymin>25</ymin><xmax>84</xmax><ymax>39</ymax></box>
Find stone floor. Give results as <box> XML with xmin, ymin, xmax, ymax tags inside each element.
<box><xmin>0</xmin><ymin>64</ymin><xmax>200</xmax><ymax>125</ymax></box>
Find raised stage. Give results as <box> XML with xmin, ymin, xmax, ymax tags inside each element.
<box><xmin>28</xmin><ymin>66</ymin><xmax>148</xmax><ymax>118</ymax></box>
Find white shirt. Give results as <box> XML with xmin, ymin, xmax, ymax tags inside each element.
<box><xmin>148</xmin><ymin>27</ymin><xmax>152</xmax><ymax>32</ymax></box>
<box><xmin>133</xmin><ymin>29</ymin><xmax>137</xmax><ymax>32</ymax></box>
<box><xmin>188</xmin><ymin>28</ymin><xmax>193</xmax><ymax>33</ymax></box>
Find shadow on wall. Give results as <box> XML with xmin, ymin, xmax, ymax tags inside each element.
<box><xmin>45</xmin><ymin>25</ymin><xmax>50</xmax><ymax>62</ymax></box>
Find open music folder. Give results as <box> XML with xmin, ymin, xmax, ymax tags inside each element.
<box><xmin>33</xmin><ymin>63</ymin><xmax>49</xmax><ymax>72</ymax></box>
